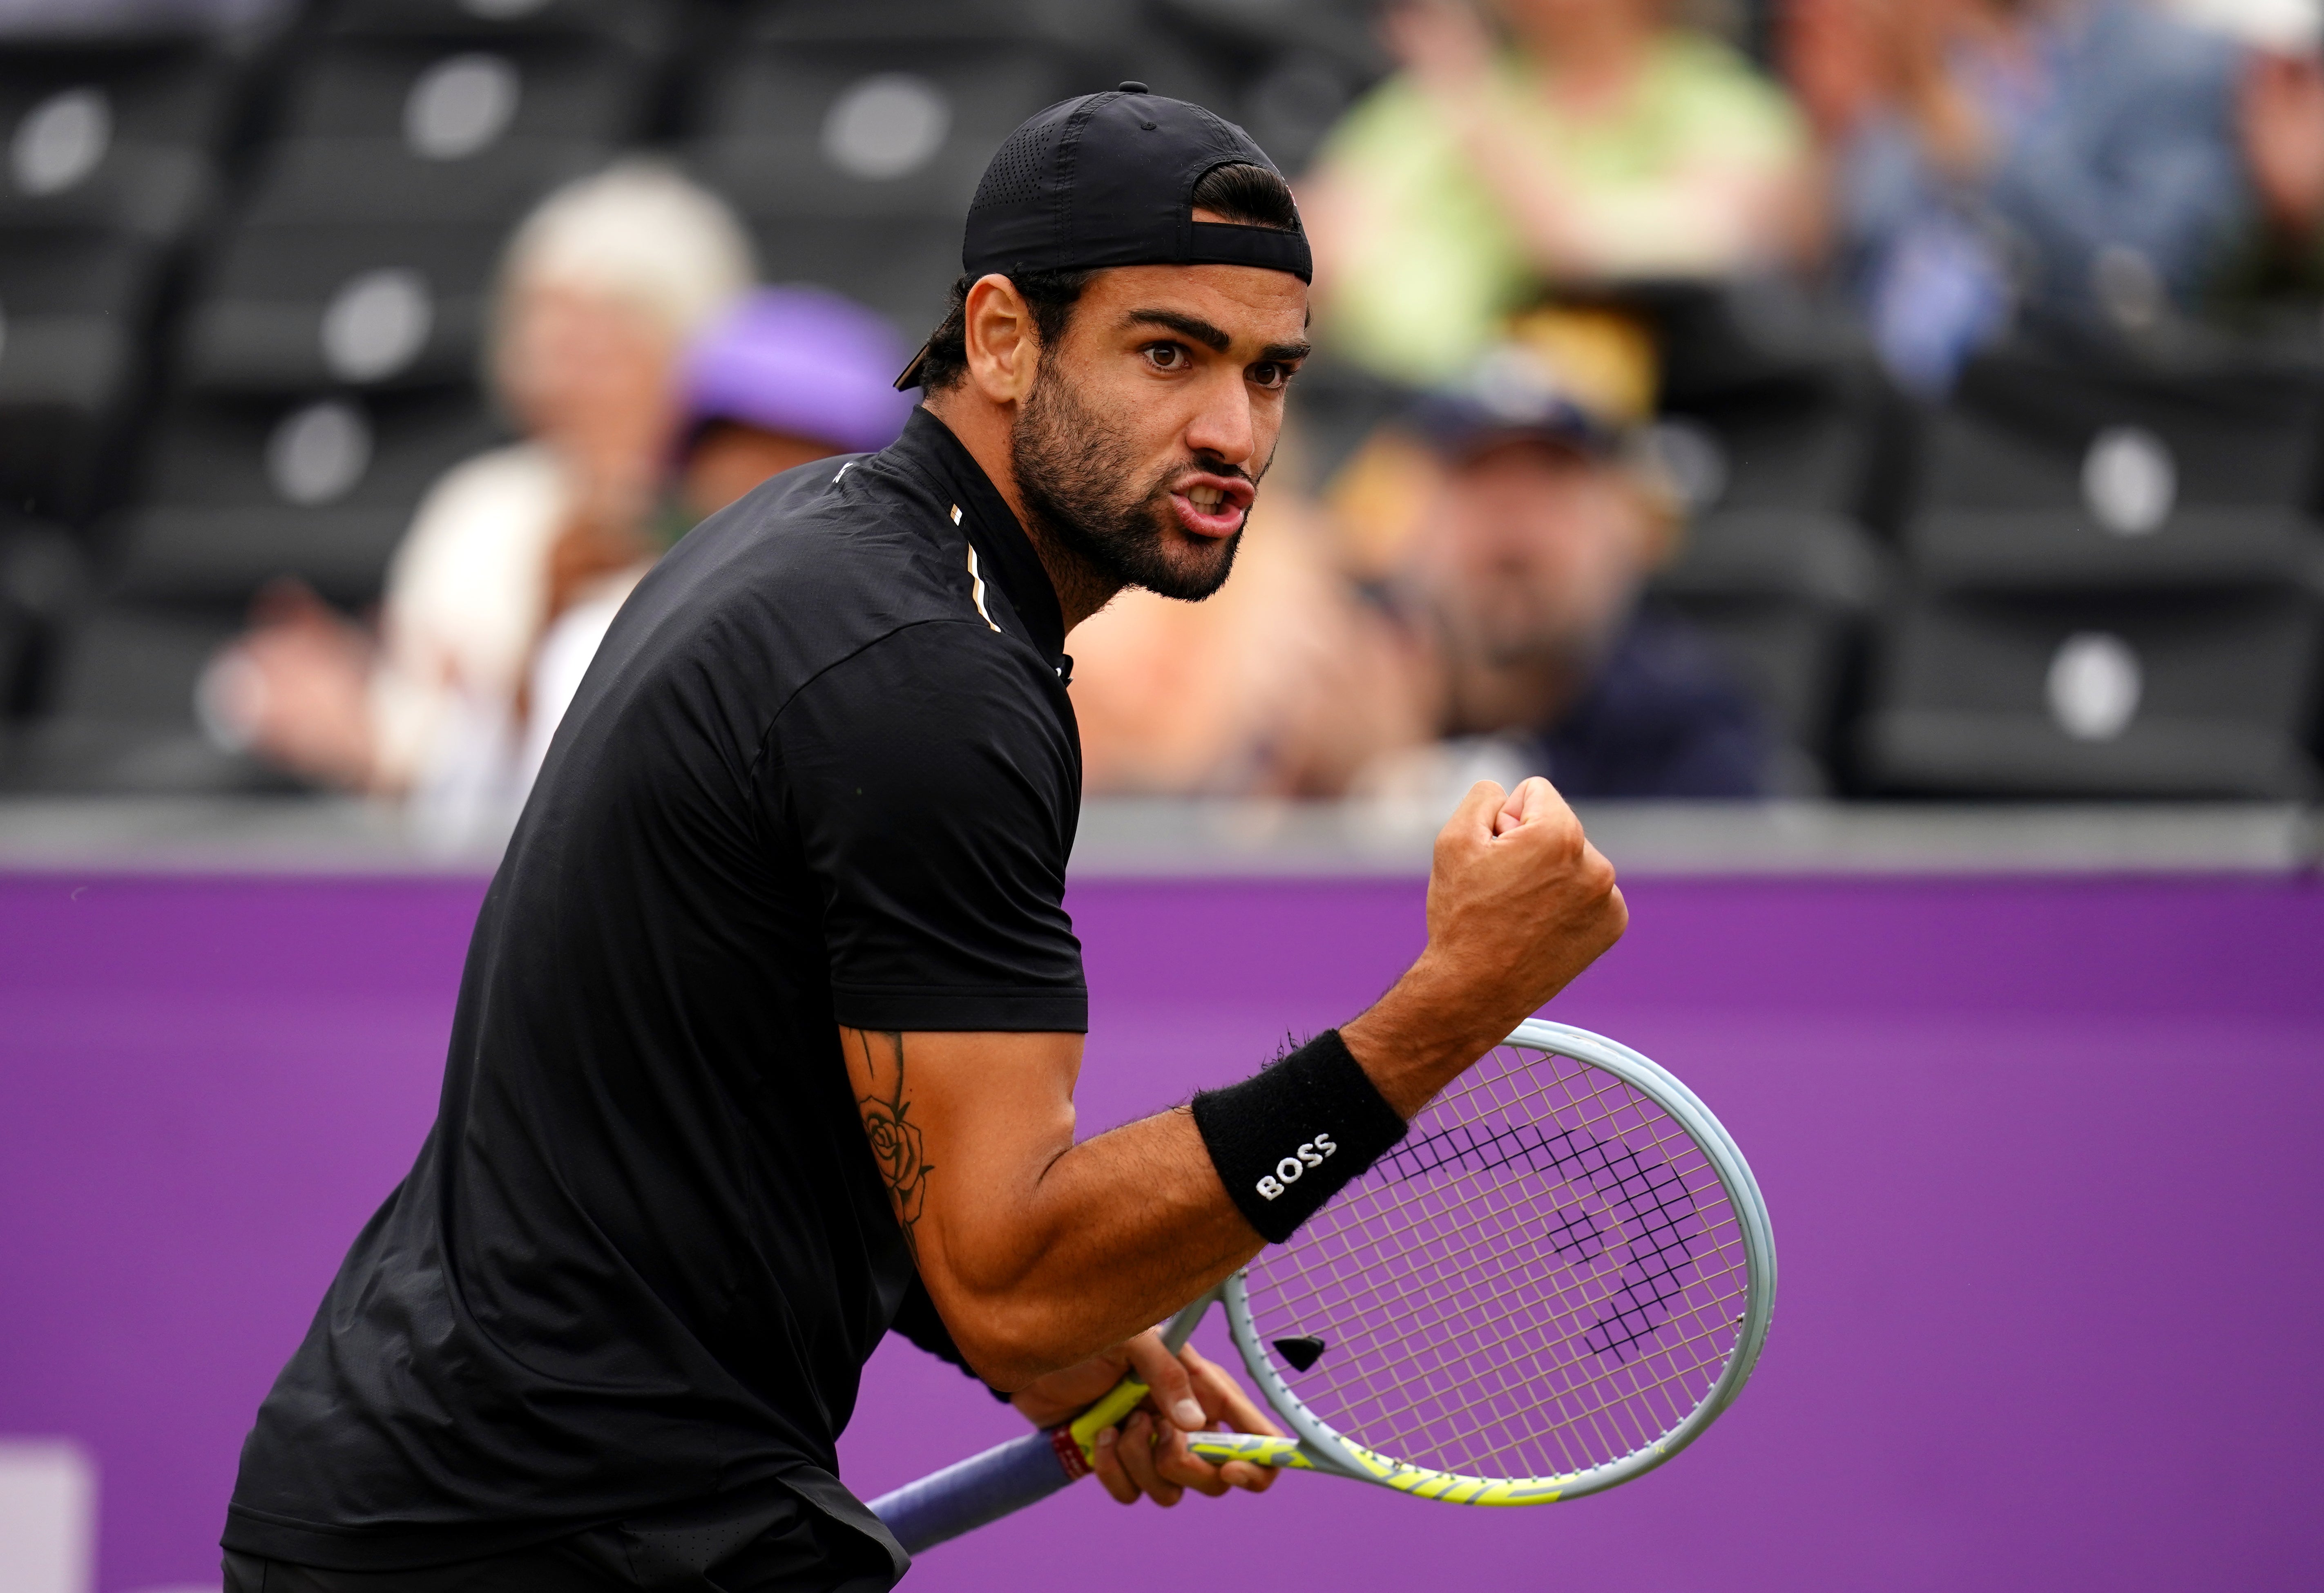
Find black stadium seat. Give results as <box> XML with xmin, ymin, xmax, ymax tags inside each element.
<box><xmin>1860</xmin><ymin>592</ymin><xmax>2322</xmax><ymax>799</ymax></box>
<box><xmin>1908</xmin><ymin>342</ymin><xmax>2324</xmax><ymax>591</ymax></box>
<box><xmin>271</xmin><ymin>36</ymin><xmax>653</xmax><ymax>151</ymax></box>
<box><xmin>690</xmin><ymin>29</ymin><xmax>1074</xmax><ymax>331</ymax></box>
<box><xmin>0</xmin><ymin>232</ymin><xmax>165</xmax><ymax>522</ymax></box>
<box><xmin>0</xmin><ymin>600</ymin><xmax>279</xmax><ymax>795</ymax></box>
<box><xmin>694</xmin><ymin>48</ymin><xmax>1071</xmax><ymax>222</ymax></box>
<box><xmin>112</xmin><ymin>388</ymin><xmax>507</xmax><ymax>605</ymax></box>
<box><xmin>1626</xmin><ymin>289</ymin><xmax>1896</xmax><ymax>788</ymax></box>
<box><xmin>1650</xmin><ymin>508</ymin><xmax>1884</xmax><ymax>786</ymax></box>
<box><xmin>177</xmin><ymin>222</ymin><xmax>504</xmax><ymax>393</ymax></box>
<box><xmin>0</xmin><ymin>38</ymin><xmax>237</xmax><ymax>245</ymax></box>
<box><xmin>324</xmin><ymin>0</ymin><xmax>679</xmax><ymax>58</ymax></box>
<box><xmin>1862</xmin><ymin>339</ymin><xmax>2324</xmax><ymax>796</ymax></box>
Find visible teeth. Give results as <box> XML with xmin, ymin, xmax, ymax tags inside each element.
<box><xmin>1188</xmin><ymin>485</ymin><xmax>1223</xmax><ymax>509</ymax></box>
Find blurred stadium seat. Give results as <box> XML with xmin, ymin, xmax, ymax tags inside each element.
<box><xmin>686</xmin><ymin>4</ymin><xmax>1086</xmax><ymax>337</ymax></box>
<box><xmin>8</xmin><ymin>598</ymin><xmax>269</xmax><ymax>792</ymax></box>
<box><xmin>1862</xmin><ymin>340</ymin><xmax>2324</xmax><ymax>797</ymax></box>
<box><xmin>1635</xmin><ymin>284</ymin><xmax>1894</xmax><ymax>790</ymax></box>
<box><xmin>0</xmin><ymin>34</ymin><xmax>237</xmax><ymax>243</ymax></box>
<box><xmin>0</xmin><ymin>32</ymin><xmax>242</xmax><ymax>527</ymax></box>
<box><xmin>114</xmin><ymin>388</ymin><xmax>505</xmax><ymax>604</ymax></box>
<box><xmin>0</xmin><ymin>232</ymin><xmax>167</xmax><ymax>524</ymax></box>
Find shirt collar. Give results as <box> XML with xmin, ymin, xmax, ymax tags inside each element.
<box><xmin>886</xmin><ymin>407</ymin><xmax>1066</xmax><ymax>665</ymax></box>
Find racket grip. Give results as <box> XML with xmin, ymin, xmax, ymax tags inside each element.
<box><xmin>867</xmin><ymin>1428</ymin><xmax>1080</xmax><ymax>1555</ymax></box>
<box><xmin>1186</xmin><ymin>1432</ymin><xmax>1318</xmax><ymax>1470</ymax></box>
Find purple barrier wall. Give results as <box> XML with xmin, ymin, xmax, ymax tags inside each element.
<box><xmin>2</xmin><ymin>872</ymin><xmax>2320</xmax><ymax>1591</ymax></box>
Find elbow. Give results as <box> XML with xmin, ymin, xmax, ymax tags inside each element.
<box><xmin>942</xmin><ymin>1299</ymin><xmax>1083</xmax><ymax>1393</ymax></box>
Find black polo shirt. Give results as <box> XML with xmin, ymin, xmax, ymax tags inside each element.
<box><xmin>224</xmin><ymin>409</ymin><xmax>1087</xmax><ymax>1575</ymax></box>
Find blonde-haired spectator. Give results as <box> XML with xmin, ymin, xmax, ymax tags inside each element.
<box><xmin>206</xmin><ymin>160</ymin><xmax>755</xmax><ymax>836</ymax></box>
<box><xmin>1303</xmin><ymin>0</ymin><xmax>1811</xmax><ymax>386</ymax></box>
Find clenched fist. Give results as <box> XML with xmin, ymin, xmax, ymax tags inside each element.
<box><xmin>1343</xmin><ymin>777</ymin><xmax>1626</xmax><ymax>1116</ymax></box>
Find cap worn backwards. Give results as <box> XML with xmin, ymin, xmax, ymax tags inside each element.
<box><xmin>895</xmin><ymin>85</ymin><xmax>1309</xmax><ymax>390</ymax></box>
<box><xmin>964</xmin><ymin>83</ymin><xmax>1311</xmax><ymax>285</ymax></box>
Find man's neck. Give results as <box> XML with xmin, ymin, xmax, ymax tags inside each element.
<box><xmin>919</xmin><ymin>393</ymin><xmax>1121</xmax><ymax>633</ymax></box>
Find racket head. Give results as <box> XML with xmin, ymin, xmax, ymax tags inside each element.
<box><xmin>1222</xmin><ymin>1019</ymin><xmax>1776</xmax><ymax>1504</ymax></box>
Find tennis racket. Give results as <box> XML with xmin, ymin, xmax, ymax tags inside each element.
<box><xmin>868</xmin><ymin>1019</ymin><xmax>1775</xmax><ymax>1553</ymax></box>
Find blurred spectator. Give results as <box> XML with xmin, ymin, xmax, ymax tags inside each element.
<box><xmin>2205</xmin><ymin>0</ymin><xmax>2324</xmax><ymax>309</ymax></box>
<box><xmin>520</xmin><ymin>286</ymin><xmax>916</xmax><ymax>797</ymax></box>
<box><xmin>1067</xmin><ymin>478</ymin><xmax>1431</xmax><ymax>798</ymax></box>
<box><xmin>204</xmin><ymin>161</ymin><xmax>760</xmax><ymax>834</ymax></box>
<box><xmin>1792</xmin><ymin>0</ymin><xmax>2253</xmax><ymax>392</ymax></box>
<box><xmin>1358</xmin><ymin>328</ymin><xmax>1772</xmax><ymax>799</ymax></box>
<box><xmin>1303</xmin><ymin>0</ymin><xmax>1811</xmax><ymax>386</ymax></box>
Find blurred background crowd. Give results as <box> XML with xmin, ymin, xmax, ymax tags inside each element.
<box><xmin>0</xmin><ymin>0</ymin><xmax>2320</xmax><ymax>838</ymax></box>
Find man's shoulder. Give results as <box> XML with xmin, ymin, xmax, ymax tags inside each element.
<box><xmin>641</xmin><ymin>454</ymin><xmax>977</xmax><ymax>664</ymax></box>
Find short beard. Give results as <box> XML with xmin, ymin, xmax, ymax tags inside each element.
<box><xmin>1011</xmin><ymin>356</ymin><xmax>1246</xmax><ymax>604</ymax></box>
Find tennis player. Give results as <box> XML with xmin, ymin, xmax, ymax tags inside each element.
<box><xmin>223</xmin><ymin>87</ymin><xmax>1625</xmax><ymax>1593</ymax></box>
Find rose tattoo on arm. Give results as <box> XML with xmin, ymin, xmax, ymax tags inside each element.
<box><xmin>853</xmin><ymin>1030</ymin><xmax>933</xmax><ymax>1251</ymax></box>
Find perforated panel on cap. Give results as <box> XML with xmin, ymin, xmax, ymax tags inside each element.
<box><xmin>970</xmin><ymin>113</ymin><xmax>1065</xmax><ymax>210</ymax></box>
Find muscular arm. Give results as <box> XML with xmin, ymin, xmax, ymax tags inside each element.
<box><xmin>843</xmin><ymin>1027</ymin><xmax>1258</xmax><ymax>1390</ymax></box>
<box><xmin>847</xmin><ymin>776</ymin><xmax>1625</xmax><ymax>1391</ymax></box>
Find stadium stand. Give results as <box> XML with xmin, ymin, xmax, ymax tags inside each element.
<box><xmin>0</xmin><ymin>33</ymin><xmax>243</xmax><ymax>530</ymax></box>
<box><xmin>1634</xmin><ymin>284</ymin><xmax>1891</xmax><ymax>792</ymax></box>
<box><xmin>1862</xmin><ymin>337</ymin><xmax>2324</xmax><ymax>798</ymax></box>
<box><xmin>0</xmin><ymin>0</ymin><xmax>2315</xmax><ymax>804</ymax></box>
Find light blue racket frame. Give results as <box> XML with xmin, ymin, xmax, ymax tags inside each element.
<box><xmin>870</xmin><ymin>1020</ymin><xmax>1777</xmax><ymax>1548</ymax></box>
<box><xmin>1192</xmin><ymin>1019</ymin><xmax>1778</xmax><ymax>1503</ymax></box>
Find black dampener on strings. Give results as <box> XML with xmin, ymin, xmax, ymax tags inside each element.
<box><xmin>1191</xmin><ymin>1029</ymin><xmax>1409</xmax><ymax>1244</ymax></box>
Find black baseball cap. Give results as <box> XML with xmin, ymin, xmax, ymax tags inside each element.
<box><xmin>895</xmin><ymin>83</ymin><xmax>1311</xmax><ymax>389</ymax></box>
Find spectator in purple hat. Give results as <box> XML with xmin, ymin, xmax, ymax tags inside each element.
<box><xmin>517</xmin><ymin>287</ymin><xmax>917</xmax><ymax>808</ymax></box>
<box><xmin>673</xmin><ymin>285</ymin><xmax>918</xmax><ymax>523</ymax></box>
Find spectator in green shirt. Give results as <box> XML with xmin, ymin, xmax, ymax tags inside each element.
<box><xmin>1302</xmin><ymin>0</ymin><xmax>1813</xmax><ymax>386</ymax></box>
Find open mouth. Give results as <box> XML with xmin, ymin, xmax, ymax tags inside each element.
<box><xmin>1170</xmin><ymin>473</ymin><xmax>1255</xmax><ymax>539</ymax></box>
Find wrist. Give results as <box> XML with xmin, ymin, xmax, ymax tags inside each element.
<box><xmin>1340</xmin><ymin>959</ymin><xmax>1496</xmax><ymax>1117</ymax></box>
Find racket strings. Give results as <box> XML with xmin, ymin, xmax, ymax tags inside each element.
<box><xmin>1286</xmin><ymin>1173</ymin><xmax>1740</xmax><ymax>1475</ymax></box>
<box><xmin>1292</xmin><ymin>1174</ymin><xmax>1746</xmax><ymax>1474</ymax></box>
<box><xmin>1241</xmin><ymin>1043</ymin><xmax>1750</xmax><ymax>1483</ymax></box>
<box><xmin>1259</xmin><ymin>1120</ymin><xmax>1736</xmax><ymax>1474</ymax></box>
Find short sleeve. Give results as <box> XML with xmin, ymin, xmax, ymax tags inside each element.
<box><xmin>766</xmin><ymin>620</ymin><xmax>1087</xmax><ymax>1033</ymax></box>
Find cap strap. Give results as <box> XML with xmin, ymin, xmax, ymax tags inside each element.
<box><xmin>1186</xmin><ymin>221</ymin><xmax>1312</xmax><ymax>284</ymax></box>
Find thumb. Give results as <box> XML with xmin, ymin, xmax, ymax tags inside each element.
<box><xmin>1444</xmin><ymin>779</ymin><xmax>1507</xmax><ymax>842</ymax></box>
<box><xmin>1123</xmin><ymin>1331</ymin><xmax>1208</xmax><ymax>1433</ymax></box>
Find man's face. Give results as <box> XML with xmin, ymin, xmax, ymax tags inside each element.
<box><xmin>1011</xmin><ymin>257</ymin><xmax>1309</xmax><ymax>602</ymax></box>
<box><xmin>1423</xmin><ymin>436</ymin><xmax>1652</xmax><ymax>666</ymax></box>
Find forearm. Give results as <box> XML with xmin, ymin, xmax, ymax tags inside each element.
<box><xmin>923</xmin><ymin>1104</ymin><xmax>1261</xmax><ymax>1389</ymax></box>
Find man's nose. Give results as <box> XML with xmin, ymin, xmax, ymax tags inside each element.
<box><xmin>1183</xmin><ymin>378</ymin><xmax>1257</xmax><ymax>468</ymax></box>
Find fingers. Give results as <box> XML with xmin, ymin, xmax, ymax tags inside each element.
<box><xmin>1183</xmin><ymin>1345</ymin><xmax>1282</xmax><ymax>1439</ymax></box>
<box><xmin>1180</xmin><ymin>1346</ymin><xmax>1281</xmax><ymax>1493</ymax></box>
<box><xmin>1112</xmin><ymin>1410</ymin><xmax>1184</xmax><ymax>1507</ymax></box>
<box><xmin>1122</xmin><ymin>1329</ymin><xmax>1207</xmax><ymax>1433</ymax></box>
<box><xmin>1091</xmin><ymin>1425</ymin><xmax>1141</xmax><ymax>1505</ymax></box>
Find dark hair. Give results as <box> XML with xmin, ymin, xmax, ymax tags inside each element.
<box><xmin>914</xmin><ymin>161</ymin><xmax>1302</xmax><ymax>392</ymax></box>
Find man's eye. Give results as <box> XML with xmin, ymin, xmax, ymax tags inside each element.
<box><xmin>1250</xmin><ymin>362</ymin><xmax>1289</xmax><ymax>389</ymax></box>
<box><xmin>1145</xmin><ymin>344</ymin><xmax>1186</xmax><ymax>370</ymax></box>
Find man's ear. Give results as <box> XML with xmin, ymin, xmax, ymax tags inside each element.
<box><xmin>963</xmin><ymin>274</ymin><xmax>1039</xmax><ymax>406</ymax></box>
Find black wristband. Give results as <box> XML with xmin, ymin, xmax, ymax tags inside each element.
<box><xmin>1192</xmin><ymin>1029</ymin><xmax>1408</xmax><ymax>1244</ymax></box>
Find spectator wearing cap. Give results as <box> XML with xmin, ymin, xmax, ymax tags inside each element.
<box><xmin>672</xmin><ymin>284</ymin><xmax>919</xmax><ymax>525</ymax></box>
<box><xmin>518</xmin><ymin>286</ymin><xmax>919</xmax><ymax>799</ymax></box>
<box><xmin>1364</xmin><ymin>326</ymin><xmax>1770</xmax><ymax>799</ymax></box>
<box><xmin>205</xmin><ymin>160</ymin><xmax>755</xmax><ymax>829</ymax></box>
<box><xmin>1303</xmin><ymin>0</ymin><xmax>1812</xmax><ymax>386</ymax></box>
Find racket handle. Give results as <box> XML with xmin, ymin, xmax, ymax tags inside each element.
<box><xmin>1186</xmin><ymin>1432</ymin><xmax>1319</xmax><ymax>1470</ymax></box>
<box><xmin>867</xmin><ymin>1428</ymin><xmax>1080</xmax><ymax>1554</ymax></box>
